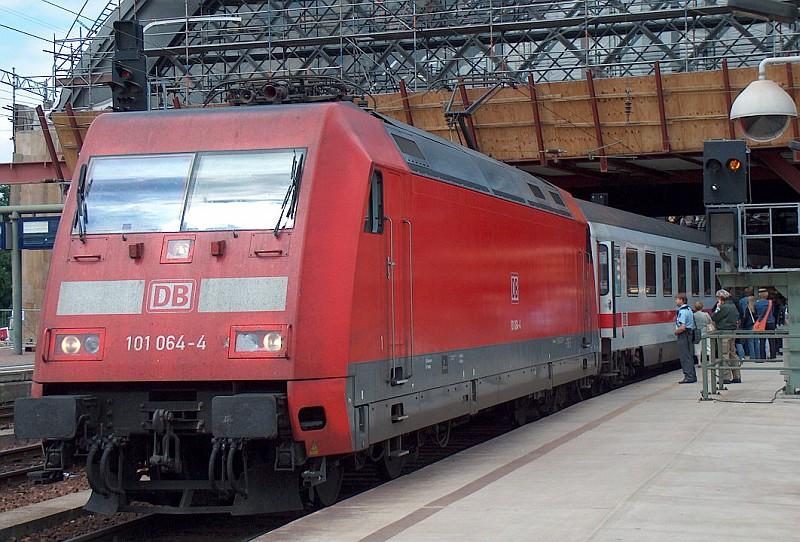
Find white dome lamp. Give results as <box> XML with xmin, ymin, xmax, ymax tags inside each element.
<box><xmin>730</xmin><ymin>56</ymin><xmax>800</xmax><ymax>142</ymax></box>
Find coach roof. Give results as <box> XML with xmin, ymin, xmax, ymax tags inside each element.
<box><xmin>578</xmin><ymin>199</ymin><xmax>707</xmax><ymax>245</ymax></box>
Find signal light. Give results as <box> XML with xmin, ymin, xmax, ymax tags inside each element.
<box><xmin>703</xmin><ymin>140</ymin><xmax>748</xmax><ymax>205</ymax></box>
<box><xmin>109</xmin><ymin>21</ymin><xmax>147</xmax><ymax>112</ymax></box>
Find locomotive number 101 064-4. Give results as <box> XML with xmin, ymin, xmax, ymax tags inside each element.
<box><xmin>125</xmin><ymin>335</ymin><xmax>207</xmax><ymax>352</ymax></box>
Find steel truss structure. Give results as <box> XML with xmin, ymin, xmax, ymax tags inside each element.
<box><xmin>56</xmin><ymin>0</ymin><xmax>800</xmax><ymax>108</ymax></box>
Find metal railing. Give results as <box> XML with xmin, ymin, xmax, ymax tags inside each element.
<box><xmin>700</xmin><ymin>329</ymin><xmax>796</xmax><ymax>400</ymax></box>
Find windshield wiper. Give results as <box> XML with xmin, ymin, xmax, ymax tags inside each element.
<box><xmin>274</xmin><ymin>152</ymin><xmax>304</xmax><ymax>238</ymax></box>
<box><xmin>74</xmin><ymin>164</ymin><xmax>88</xmax><ymax>243</ymax></box>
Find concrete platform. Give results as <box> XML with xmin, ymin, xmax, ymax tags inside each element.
<box><xmin>0</xmin><ymin>347</ymin><xmax>34</xmax><ymax>370</ymax></box>
<box><xmin>0</xmin><ymin>490</ymin><xmax>89</xmax><ymax>540</ymax></box>
<box><xmin>258</xmin><ymin>368</ymin><xmax>800</xmax><ymax>542</ymax></box>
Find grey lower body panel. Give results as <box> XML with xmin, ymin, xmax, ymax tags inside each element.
<box><xmin>348</xmin><ymin>333</ymin><xmax>599</xmax><ymax>448</ymax></box>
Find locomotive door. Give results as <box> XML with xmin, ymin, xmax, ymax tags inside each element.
<box><xmin>382</xmin><ymin>169</ymin><xmax>414</xmax><ymax>386</ymax></box>
<box><xmin>597</xmin><ymin>241</ymin><xmax>618</xmax><ymax>339</ymax></box>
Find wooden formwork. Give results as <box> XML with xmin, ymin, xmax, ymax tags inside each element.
<box><xmin>52</xmin><ymin>64</ymin><xmax>796</xmax><ymax>173</ymax></box>
<box><xmin>373</xmin><ymin>65</ymin><xmax>798</xmax><ymax>163</ymax></box>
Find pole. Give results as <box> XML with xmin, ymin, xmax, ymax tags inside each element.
<box><xmin>10</xmin><ymin>212</ymin><xmax>22</xmax><ymax>355</ymax></box>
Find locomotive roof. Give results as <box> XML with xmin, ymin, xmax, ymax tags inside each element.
<box><xmin>375</xmin><ymin>112</ymin><xmax>575</xmax><ymax>220</ymax></box>
<box><xmin>577</xmin><ymin>199</ymin><xmax>707</xmax><ymax>245</ymax></box>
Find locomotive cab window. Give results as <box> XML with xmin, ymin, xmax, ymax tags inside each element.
<box><xmin>626</xmin><ymin>248</ymin><xmax>639</xmax><ymax>296</ymax></box>
<box><xmin>75</xmin><ymin>149</ymin><xmax>305</xmax><ymax>234</ymax></box>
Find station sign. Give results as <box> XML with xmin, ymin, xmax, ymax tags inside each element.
<box><xmin>19</xmin><ymin>216</ymin><xmax>61</xmax><ymax>250</ymax></box>
<box><xmin>0</xmin><ymin>222</ymin><xmax>7</xmax><ymax>250</ymax></box>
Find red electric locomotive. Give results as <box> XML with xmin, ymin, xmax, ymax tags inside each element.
<box><xmin>16</xmin><ymin>97</ymin><xmax>599</xmax><ymax>514</ymax></box>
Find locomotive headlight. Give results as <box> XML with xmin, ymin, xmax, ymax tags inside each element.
<box><xmin>83</xmin><ymin>334</ymin><xmax>101</xmax><ymax>354</ymax></box>
<box><xmin>49</xmin><ymin>329</ymin><xmax>105</xmax><ymax>361</ymax></box>
<box><xmin>60</xmin><ymin>335</ymin><xmax>81</xmax><ymax>355</ymax></box>
<box><xmin>235</xmin><ymin>332</ymin><xmax>261</xmax><ymax>352</ymax></box>
<box><xmin>165</xmin><ymin>239</ymin><xmax>194</xmax><ymax>261</ymax></box>
<box><xmin>263</xmin><ymin>332</ymin><xmax>283</xmax><ymax>352</ymax></box>
<box><xmin>230</xmin><ymin>326</ymin><xmax>289</xmax><ymax>358</ymax></box>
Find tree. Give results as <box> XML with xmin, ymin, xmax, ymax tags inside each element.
<box><xmin>0</xmin><ymin>185</ymin><xmax>10</xmax><ymax>310</ymax></box>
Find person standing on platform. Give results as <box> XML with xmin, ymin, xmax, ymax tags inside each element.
<box><xmin>712</xmin><ymin>289</ymin><xmax>740</xmax><ymax>384</ymax></box>
<box><xmin>736</xmin><ymin>287</ymin><xmax>756</xmax><ymax>360</ymax></box>
<box><xmin>674</xmin><ymin>293</ymin><xmax>696</xmax><ymax>384</ymax></box>
<box><xmin>755</xmin><ymin>288</ymin><xmax>777</xmax><ymax>359</ymax></box>
<box><xmin>693</xmin><ymin>301</ymin><xmax>713</xmax><ymax>366</ymax></box>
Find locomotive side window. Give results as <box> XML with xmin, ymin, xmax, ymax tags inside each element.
<box><xmin>677</xmin><ymin>256</ymin><xmax>687</xmax><ymax>294</ymax></box>
<box><xmin>183</xmin><ymin>150</ymin><xmax>304</xmax><ymax>231</ymax></box>
<box><xmin>645</xmin><ymin>251</ymin><xmax>656</xmax><ymax>296</ymax></box>
<box><xmin>76</xmin><ymin>154</ymin><xmax>194</xmax><ymax>234</ymax></box>
<box><xmin>662</xmin><ymin>254</ymin><xmax>673</xmax><ymax>297</ymax></box>
<box><xmin>392</xmin><ymin>135</ymin><xmax>426</xmax><ymax>161</ymax></box>
<box><xmin>549</xmin><ymin>190</ymin><xmax>565</xmax><ymax>206</ymax></box>
<box><xmin>598</xmin><ymin>244</ymin><xmax>609</xmax><ymax>296</ymax></box>
<box><xmin>703</xmin><ymin>260</ymin><xmax>712</xmax><ymax>296</ymax></box>
<box><xmin>527</xmin><ymin>183</ymin><xmax>545</xmax><ymax>199</ymax></box>
<box><xmin>365</xmin><ymin>170</ymin><xmax>384</xmax><ymax>234</ymax></box>
<box><xmin>690</xmin><ymin>258</ymin><xmax>700</xmax><ymax>296</ymax></box>
<box><xmin>626</xmin><ymin>247</ymin><xmax>639</xmax><ymax>296</ymax></box>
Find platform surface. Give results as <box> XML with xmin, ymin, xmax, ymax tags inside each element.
<box><xmin>0</xmin><ymin>347</ymin><xmax>34</xmax><ymax>371</ymax></box>
<box><xmin>259</xmin><ymin>367</ymin><xmax>800</xmax><ymax>542</ymax></box>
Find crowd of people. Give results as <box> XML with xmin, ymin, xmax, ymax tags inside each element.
<box><xmin>674</xmin><ymin>287</ymin><xmax>787</xmax><ymax>385</ymax></box>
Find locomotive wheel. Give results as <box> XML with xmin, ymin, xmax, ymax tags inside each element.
<box><xmin>312</xmin><ymin>461</ymin><xmax>343</xmax><ymax>508</ymax></box>
<box><xmin>512</xmin><ymin>397</ymin><xmax>532</xmax><ymax>426</ymax></box>
<box><xmin>377</xmin><ymin>448</ymin><xmax>406</xmax><ymax>481</ymax></box>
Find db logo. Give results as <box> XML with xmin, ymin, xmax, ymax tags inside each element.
<box><xmin>147</xmin><ymin>280</ymin><xmax>195</xmax><ymax>312</ymax></box>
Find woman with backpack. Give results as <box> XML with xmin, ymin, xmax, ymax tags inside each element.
<box><xmin>755</xmin><ymin>288</ymin><xmax>777</xmax><ymax>359</ymax></box>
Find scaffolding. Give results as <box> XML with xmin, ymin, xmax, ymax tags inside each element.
<box><xmin>51</xmin><ymin>0</ymin><xmax>800</xmax><ymax>109</ymax></box>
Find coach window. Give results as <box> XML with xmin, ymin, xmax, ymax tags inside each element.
<box><xmin>626</xmin><ymin>248</ymin><xmax>639</xmax><ymax>296</ymax></box>
<box><xmin>598</xmin><ymin>244</ymin><xmax>609</xmax><ymax>295</ymax></box>
<box><xmin>690</xmin><ymin>258</ymin><xmax>700</xmax><ymax>296</ymax></box>
<box><xmin>662</xmin><ymin>254</ymin><xmax>673</xmax><ymax>297</ymax></box>
<box><xmin>715</xmin><ymin>261</ymin><xmax>722</xmax><ymax>290</ymax></box>
<box><xmin>703</xmin><ymin>260</ymin><xmax>712</xmax><ymax>296</ymax></box>
<box><xmin>614</xmin><ymin>246</ymin><xmax>622</xmax><ymax>297</ymax></box>
<box><xmin>645</xmin><ymin>251</ymin><xmax>656</xmax><ymax>296</ymax></box>
<box><xmin>365</xmin><ymin>170</ymin><xmax>384</xmax><ymax>234</ymax></box>
<box><xmin>677</xmin><ymin>256</ymin><xmax>687</xmax><ymax>294</ymax></box>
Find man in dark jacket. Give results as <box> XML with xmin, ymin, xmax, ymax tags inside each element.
<box><xmin>712</xmin><ymin>289</ymin><xmax>741</xmax><ymax>384</ymax></box>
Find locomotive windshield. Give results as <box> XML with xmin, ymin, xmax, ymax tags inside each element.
<box><xmin>75</xmin><ymin>149</ymin><xmax>305</xmax><ymax>234</ymax></box>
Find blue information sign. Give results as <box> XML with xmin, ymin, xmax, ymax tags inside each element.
<box><xmin>19</xmin><ymin>216</ymin><xmax>61</xmax><ymax>250</ymax></box>
<box><xmin>0</xmin><ymin>222</ymin><xmax>7</xmax><ymax>250</ymax></box>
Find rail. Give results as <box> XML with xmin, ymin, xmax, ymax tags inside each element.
<box><xmin>700</xmin><ymin>329</ymin><xmax>797</xmax><ymax>400</ymax></box>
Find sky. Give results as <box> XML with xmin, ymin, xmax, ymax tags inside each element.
<box><xmin>0</xmin><ymin>0</ymin><xmax>109</xmax><ymax>163</ymax></box>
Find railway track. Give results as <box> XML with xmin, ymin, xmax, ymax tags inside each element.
<box><xmin>0</xmin><ymin>403</ymin><xmax>14</xmax><ymax>425</ymax></box>
<box><xmin>0</xmin><ymin>443</ymin><xmax>43</xmax><ymax>482</ymax></box>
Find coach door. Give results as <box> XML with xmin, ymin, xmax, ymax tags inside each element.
<box><xmin>382</xmin><ymin>169</ymin><xmax>414</xmax><ymax>386</ymax></box>
<box><xmin>597</xmin><ymin>241</ymin><xmax>618</xmax><ymax>339</ymax></box>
